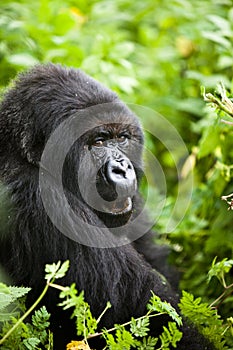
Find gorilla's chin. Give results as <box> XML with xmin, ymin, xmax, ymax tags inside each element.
<box><xmin>94</xmin><ymin>196</ymin><xmax>133</xmax><ymax>228</ymax></box>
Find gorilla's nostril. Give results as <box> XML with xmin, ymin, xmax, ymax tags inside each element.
<box><xmin>108</xmin><ymin>159</ymin><xmax>133</xmax><ymax>182</ymax></box>
<box><xmin>119</xmin><ymin>159</ymin><xmax>130</xmax><ymax>170</ymax></box>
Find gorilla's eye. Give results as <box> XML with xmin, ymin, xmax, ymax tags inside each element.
<box><xmin>93</xmin><ymin>137</ymin><xmax>105</xmax><ymax>147</ymax></box>
<box><xmin>117</xmin><ymin>133</ymin><xmax>131</xmax><ymax>143</ymax></box>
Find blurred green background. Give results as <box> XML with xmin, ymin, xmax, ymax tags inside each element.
<box><xmin>0</xmin><ymin>0</ymin><xmax>233</xmax><ymax>331</ymax></box>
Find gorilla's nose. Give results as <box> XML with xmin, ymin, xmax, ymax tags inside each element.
<box><xmin>107</xmin><ymin>158</ymin><xmax>137</xmax><ymax>197</ymax></box>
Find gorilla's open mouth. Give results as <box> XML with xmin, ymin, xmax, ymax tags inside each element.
<box><xmin>103</xmin><ymin>197</ymin><xmax>132</xmax><ymax>216</ymax></box>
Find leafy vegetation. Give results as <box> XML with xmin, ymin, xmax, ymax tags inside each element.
<box><xmin>0</xmin><ymin>261</ymin><xmax>230</xmax><ymax>349</ymax></box>
<box><xmin>1</xmin><ymin>0</ymin><xmax>233</xmax><ymax>348</ymax></box>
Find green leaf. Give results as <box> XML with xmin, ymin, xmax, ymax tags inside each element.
<box><xmin>179</xmin><ymin>291</ymin><xmax>226</xmax><ymax>349</ymax></box>
<box><xmin>130</xmin><ymin>317</ymin><xmax>150</xmax><ymax>337</ymax></box>
<box><xmin>208</xmin><ymin>257</ymin><xmax>233</xmax><ymax>284</ymax></box>
<box><xmin>115</xmin><ymin>327</ymin><xmax>137</xmax><ymax>348</ymax></box>
<box><xmin>31</xmin><ymin>306</ymin><xmax>50</xmax><ymax>330</ymax></box>
<box><xmin>8</xmin><ymin>286</ymin><xmax>31</xmax><ymax>299</ymax></box>
<box><xmin>147</xmin><ymin>292</ymin><xmax>182</xmax><ymax>326</ymax></box>
<box><xmin>160</xmin><ymin>322</ymin><xmax>182</xmax><ymax>349</ymax></box>
<box><xmin>59</xmin><ymin>284</ymin><xmax>97</xmax><ymax>336</ymax></box>
<box><xmin>137</xmin><ymin>336</ymin><xmax>158</xmax><ymax>350</ymax></box>
<box><xmin>198</xmin><ymin>125</ymin><xmax>220</xmax><ymax>159</ymax></box>
<box><xmin>203</xmin><ymin>32</ymin><xmax>231</xmax><ymax>49</ymax></box>
<box><xmin>179</xmin><ymin>291</ymin><xmax>216</xmax><ymax>323</ymax></box>
<box><xmin>22</xmin><ymin>337</ymin><xmax>40</xmax><ymax>349</ymax></box>
<box><xmin>0</xmin><ymin>283</ymin><xmax>31</xmax><ymax>321</ymax></box>
<box><xmin>45</xmin><ymin>260</ymin><xmax>69</xmax><ymax>281</ymax></box>
<box><xmin>207</xmin><ymin>14</ymin><xmax>231</xmax><ymax>34</ymax></box>
<box><xmin>103</xmin><ymin>326</ymin><xmax>139</xmax><ymax>350</ymax></box>
<box><xmin>0</xmin><ymin>284</ymin><xmax>12</xmax><ymax>311</ymax></box>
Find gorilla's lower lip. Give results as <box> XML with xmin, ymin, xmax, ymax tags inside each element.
<box><xmin>104</xmin><ymin>197</ymin><xmax>132</xmax><ymax>215</ymax></box>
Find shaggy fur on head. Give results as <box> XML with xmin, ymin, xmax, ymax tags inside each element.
<box><xmin>0</xmin><ymin>64</ymin><xmax>214</xmax><ymax>349</ymax></box>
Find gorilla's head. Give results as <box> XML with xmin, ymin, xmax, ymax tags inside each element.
<box><xmin>0</xmin><ymin>64</ymin><xmax>144</xmax><ymax>232</ymax></box>
<box><xmin>69</xmin><ymin>116</ymin><xmax>144</xmax><ymax>227</ymax></box>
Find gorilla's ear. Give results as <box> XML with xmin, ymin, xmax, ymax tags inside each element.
<box><xmin>19</xmin><ymin>122</ymin><xmax>45</xmax><ymax>165</ymax></box>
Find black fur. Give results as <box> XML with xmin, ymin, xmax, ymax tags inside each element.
<box><xmin>0</xmin><ymin>64</ymin><xmax>214</xmax><ymax>349</ymax></box>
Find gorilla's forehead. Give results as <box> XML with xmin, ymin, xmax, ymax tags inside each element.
<box><xmin>68</xmin><ymin>101</ymin><xmax>143</xmax><ymax>140</ymax></box>
<box><xmin>87</xmin><ymin>122</ymin><xmax>142</xmax><ymax>140</ymax></box>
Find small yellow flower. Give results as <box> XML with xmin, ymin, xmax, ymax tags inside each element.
<box><xmin>66</xmin><ymin>340</ymin><xmax>91</xmax><ymax>350</ymax></box>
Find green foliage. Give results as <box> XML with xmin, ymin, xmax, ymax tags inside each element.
<box><xmin>147</xmin><ymin>292</ymin><xmax>182</xmax><ymax>326</ymax></box>
<box><xmin>159</xmin><ymin>322</ymin><xmax>182</xmax><ymax>350</ymax></box>
<box><xmin>58</xmin><ymin>281</ymin><xmax>183</xmax><ymax>349</ymax></box>
<box><xmin>0</xmin><ymin>260</ymin><xmax>232</xmax><ymax>349</ymax></box>
<box><xmin>206</xmin><ymin>257</ymin><xmax>233</xmax><ymax>347</ymax></box>
<box><xmin>208</xmin><ymin>257</ymin><xmax>233</xmax><ymax>286</ymax></box>
<box><xmin>0</xmin><ymin>284</ymin><xmax>30</xmax><ymax>322</ymax></box>
<box><xmin>136</xmin><ymin>336</ymin><xmax>158</xmax><ymax>350</ymax></box>
<box><xmin>180</xmin><ymin>291</ymin><xmax>221</xmax><ymax>326</ymax></box>
<box><xmin>130</xmin><ymin>317</ymin><xmax>150</xmax><ymax>337</ymax></box>
<box><xmin>101</xmin><ymin>301</ymin><xmax>182</xmax><ymax>350</ymax></box>
<box><xmin>59</xmin><ymin>284</ymin><xmax>98</xmax><ymax>337</ymax></box>
<box><xmin>0</xmin><ymin>262</ymin><xmax>186</xmax><ymax>349</ymax></box>
<box><xmin>103</xmin><ymin>327</ymin><xmax>139</xmax><ymax>350</ymax></box>
<box><xmin>179</xmin><ymin>291</ymin><xmax>227</xmax><ymax>350</ymax></box>
<box><xmin>0</xmin><ymin>261</ymin><xmax>71</xmax><ymax>349</ymax></box>
<box><xmin>0</xmin><ymin>260</ymin><xmax>72</xmax><ymax>349</ymax></box>
<box><xmin>0</xmin><ymin>303</ymin><xmax>52</xmax><ymax>350</ymax></box>
<box><xmin>45</xmin><ymin>260</ymin><xmax>70</xmax><ymax>282</ymax></box>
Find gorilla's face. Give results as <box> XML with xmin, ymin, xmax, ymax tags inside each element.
<box><xmin>88</xmin><ymin>124</ymin><xmax>137</xmax><ymax>216</ymax></box>
<box><xmin>63</xmin><ymin>121</ymin><xmax>143</xmax><ymax>227</ymax></box>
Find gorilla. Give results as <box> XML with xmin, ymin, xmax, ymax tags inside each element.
<box><xmin>0</xmin><ymin>63</ymin><xmax>214</xmax><ymax>349</ymax></box>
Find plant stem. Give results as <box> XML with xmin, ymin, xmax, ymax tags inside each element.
<box><xmin>0</xmin><ymin>282</ymin><xmax>50</xmax><ymax>345</ymax></box>
<box><xmin>96</xmin><ymin>302</ymin><xmax>112</xmax><ymax>325</ymax></box>
<box><xmin>49</xmin><ymin>282</ymin><xmax>69</xmax><ymax>292</ymax></box>
<box><xmin>210</xmin><ymin>283</ymin><xmax>233</xmax><ymax>308</ymax></box>
<box><xmin>87</xmin><ymin>312</ymin><xmax>164</xmax><ymax>339</ymax></box>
